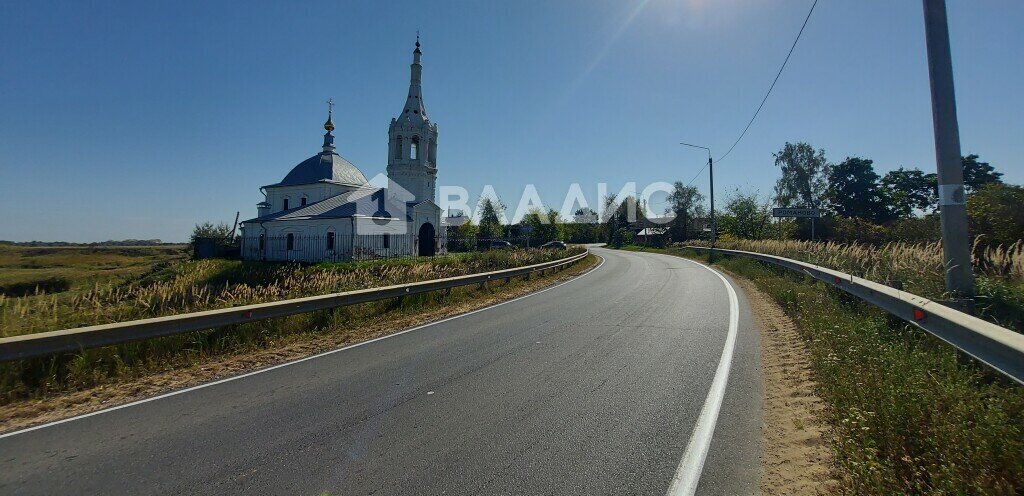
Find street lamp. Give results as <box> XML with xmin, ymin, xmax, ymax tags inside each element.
<box><xmin>680</xmin><ymin>142</ymin><xmax>715</xmax><ymax>248</ymax></box>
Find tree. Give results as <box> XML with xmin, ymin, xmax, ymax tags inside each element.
<box><xmin>825</xmin><ymin>157</ymin><xmax>889</xmax><ymax>222</ymax></box>
<box><xmin>573</xmin><ymin>207</ymin><xmax>598</xmax><ymax>224</ymax></box>
<box><xmin>773</xmin><ymin>142</ymin><xmax>829</xmax><ymax>209</ymax></box>
<box><xmin>967</xmin><ymin>183</ymin><xmax>1024</xmax><ymax>247</ymax></box>
<box><xmin>961</xmin><ymin>154</ymin><xmax>1003</xmax><ymax>193</ymax></box>
<box><xmin>666</xmin><ymin>182</ymin><xmax>705</xmax><ymax>242</ymax></box>
<box><xmin>521</xmin><ymin>208</ymin><xmax>561</xmax><ymax>245</ymax></box>
<box><xmin>477</xmin><ymin>197</ymin><xmax>505</xmax><ymax>239</ymax></box>
<box><xmin>719</xmin><ymin>190</ymin><xmax>774</xmax><ymax>240</ymax></box>
<box><xmin>880</xmin><ymin>167</ymin><xmax>938</xmax><ymax>217</ymax></box>
<box><xmin>190</xmin><ymin>222</ymin><xmax>234</xmax><ymax>243</ymax></box>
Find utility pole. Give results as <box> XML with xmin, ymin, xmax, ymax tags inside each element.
<box><xmin>708</xmin><ymin>154</ymin><xmax>716</xmax><ymax>247</ymax></box>
<box><xmin>680</xmin><ymin>142</ymin><xmax>715</xmax><ymax>248</ymax></box>
<box><xmin>922</xmin><ymin>0</ymin><xmax>974</xmax><ymax>299</ymax></box>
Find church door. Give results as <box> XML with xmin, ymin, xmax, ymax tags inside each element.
<box><xmin>418</xmin><ymin>222</ymin><xmax>436</xmax><ymax>256</ymax></box>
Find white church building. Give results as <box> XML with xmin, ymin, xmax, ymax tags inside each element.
<box><xmin>240</xmin><ymin>39</ymin><xmax>443</xmax><ymax>262</ymax></box>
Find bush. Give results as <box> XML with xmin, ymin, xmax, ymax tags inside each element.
<box><xmin>0</xmin><ymin>277</ymin><xmax>71</xmax><ymax>297</ymax></box>
<box><xmin>828</xmin><ymin>217</ymin><xmax>886</xmax><ymax>245</ymax></box>
<box><xmin>968</xmin><ymin>183</ymin><xmax>1024</xmax><ymax>247</ymax></box>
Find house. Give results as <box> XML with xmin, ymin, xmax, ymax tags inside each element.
<box><xmin>240</xmin><ymin>39</ymin><xmax>443</xmax><ymax>262</ymax></box>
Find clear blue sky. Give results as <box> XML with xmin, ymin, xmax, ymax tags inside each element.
<box><xmin>1</xmin><ymin>0</ymin><xmax>1021</xmax><ymax>242</ymax></box>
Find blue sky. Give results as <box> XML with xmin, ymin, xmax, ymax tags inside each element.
<box><xmin>1</xmin><ymin>0</ymin><xmax>1021</xmax><ymax>242</ymax></box>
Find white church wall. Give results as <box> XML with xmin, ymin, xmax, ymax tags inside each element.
<box><xmin>264</xmin><ymin>183</ymin><xmax>359</xmax><ymax>212</ymax></box>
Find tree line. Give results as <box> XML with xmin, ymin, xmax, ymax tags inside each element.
<box><xmin>705</xmin><ymin>142</ymin><xmax>1020</xmax><ymax>247</ymax></box>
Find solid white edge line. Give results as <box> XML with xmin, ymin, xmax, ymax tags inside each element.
<box><xmin>0</xmin><ymin>254</ymin><xmax>606</xmax><ymax>440</ymax></box>
<box><xmin>665</xmin><ymin>255</ymin><xmax>741</xmax><ymax>496</ymax></box>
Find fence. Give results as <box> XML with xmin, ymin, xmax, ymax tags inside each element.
<box><xmin>238</xmin><ymin>234</ymin><xmax>555</xmax><ymax>262</ymax></box>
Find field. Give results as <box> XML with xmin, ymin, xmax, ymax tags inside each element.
<box><xmin>624</xmin><ymin>244</ymin><xmax>1024</xmax><ymax>494</ymax></box>
<box><xmin>0</xmin><ymin>247</ymin><xmax>588</xmax><ymax>404</ymax></box>
<box><xmin>0</xmin><ymin>245</ymin><xmax>188</xmax><ymax>296</ymax></box>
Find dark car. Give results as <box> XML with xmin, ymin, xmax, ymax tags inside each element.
<box><xmin>540</xmin><ymin>241</ymin><xmax>567</xmax><ymax>249</ymax></box>
<box><xmin>489</xmin><ymin>240</ymin><xmax>514</xmax><ymax>249</ymax></box>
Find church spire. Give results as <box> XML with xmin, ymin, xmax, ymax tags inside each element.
<box><xmin>322</xmin><ymin>98</ymin><xmax>336</xmax><ymax>153</ymax></box>
<box><xmin>399</xmin><ymin>35</ymin><xmax>427</xmax><ymax>123</ymax></box>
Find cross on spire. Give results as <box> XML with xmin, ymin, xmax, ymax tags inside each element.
<box><xmin>323</xmin><ymin>97</ymin><xmax>335</xmax><ymax>133</ymax></box>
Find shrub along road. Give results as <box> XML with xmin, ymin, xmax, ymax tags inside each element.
<box><xmin>0</xmin><ymin>247</ymin><xmax>762</xmax><ymax>495</ymax></box>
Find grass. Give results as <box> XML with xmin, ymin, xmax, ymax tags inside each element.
<box><xmin>0</xmin><ymin>245</ymin><xmax>188</xmax><ymax>295</ymax></box>
<box><xmin>0</xmin><ymin>247</ymin><xmax>587</xmax><ymax>403</ymax></box>
<box><xmin>625</xmin><ymin>244</ymin><xmax>1024</xmax><ymax>494</ymax></box>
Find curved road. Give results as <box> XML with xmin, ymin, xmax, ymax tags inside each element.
<box><xmin>0</xmin><ymin>247</ymin><xmax>762</xmax><ymax>495</ymax></box>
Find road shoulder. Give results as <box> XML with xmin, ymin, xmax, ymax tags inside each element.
<box><xmin>727</xmin><ymin>273</ymin><xmax>836</xmax><ymax>495</ymax></box>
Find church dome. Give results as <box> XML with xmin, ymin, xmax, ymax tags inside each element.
<box><xmin>273</xmin><ymin>151</ymin><xmax>369</xmax><ymax>188</ymax></box>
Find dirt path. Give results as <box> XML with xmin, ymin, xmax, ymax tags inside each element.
<box><xmin>729</xmin><ymin>274</ymin><xmax>837</xmax><ymax>495</ymax></box>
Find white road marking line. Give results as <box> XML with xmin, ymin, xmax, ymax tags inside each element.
<box><xmin>666</xmin><ymin>256</ymin><xmax>741</xmax><ymax>496</ymax></box>
<box><xmin>0</xmin><ymin>255</ymin><xmax>606</xmax><ymax>440</ymax></box>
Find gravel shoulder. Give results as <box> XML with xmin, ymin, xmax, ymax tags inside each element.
<box><xmin>727</xmin><ymin>273</ymin><xmax>837</xmax><ymax>495</ymax></box>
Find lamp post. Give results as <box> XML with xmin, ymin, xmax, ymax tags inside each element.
<box><xmin>680</xmin><ymin>142</ymin><xmax>715</xmax><ymax>249</ymax></box>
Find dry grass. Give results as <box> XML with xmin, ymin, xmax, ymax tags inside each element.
<box><xmin>0</xmin><ymin>245</ymin><xmax>187</xmax><ymax>295</ymax></box>
<box><xmin>687</xmin><ymin>239</ymin><xmax>1024</xmax><ymax>332</ymax></box>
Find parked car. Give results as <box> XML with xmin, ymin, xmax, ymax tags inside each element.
<box><xmin>540</xmin><ymin>241</ymin><xmax>567</xmax><ymax>249</ymax></box>
<box><xmin>489</xmin><ymin>240</ymin><xmax>514</xmax><ymax>250</ymax></box>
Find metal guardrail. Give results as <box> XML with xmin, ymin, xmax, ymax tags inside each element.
<box><xmin>0</xmin><ymin>250</ymin><xmax>590</xmax><ymax>362</ymax></box>
<box><xmin>685</xmin><ymin>246</ymin><xmax>1024</xmax><ymax>385</ymax></box>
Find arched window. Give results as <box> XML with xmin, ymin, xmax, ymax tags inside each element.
<box><xmin>283</xmin><ymin>198</ymin><xmax>289</xmax><ymax>211</ymax></box>
<box><xmin>258</xmin><ymin>233</ymin><xmax>265</xmax><ymax>250</ymax></box>
<box><xmin>395</xmin><ymin>136</ymin><xmax>403</xmax><ymax>159</ymax></box>
<box><xmin>326</xmin><ymin>231</ymin><xmax>335</xmax><ymax>250</ymax></box>
<box><xmin>411</xmin><ymin>137</ymin><xmax>419</xmax><ymax>160</ymax></box>
<box><xmin>286</xmin><ymin>233</ymin><xmax>294</xmax><ymax>251</ymax></box>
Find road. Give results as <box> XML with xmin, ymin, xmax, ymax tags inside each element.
<box><xmin>0</xmin><ymin>247</ymin><xmax>762</xmax><ymax>495</ymax></box>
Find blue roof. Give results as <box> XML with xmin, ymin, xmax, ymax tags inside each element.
<box><xmin>265</xmin><ymin>151</ymin><xmax>368</xmax><ymax>188</ymax></box>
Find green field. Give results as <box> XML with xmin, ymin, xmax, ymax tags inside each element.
<box><xmin>0</xmin><ymin>245</ymin><xmax>189</xmax><ymax>296</ymax></box>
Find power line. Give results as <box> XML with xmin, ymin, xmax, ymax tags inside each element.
<box><xmin>714</xmin><ymin>0</ymin><xmax>819</xmax><ymax>164</ymax></box>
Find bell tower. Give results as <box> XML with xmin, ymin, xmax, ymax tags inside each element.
<box><xmin>387</xmin><ymin>35</ymin><xmax>438</xmax><ymax>204</ymax></box>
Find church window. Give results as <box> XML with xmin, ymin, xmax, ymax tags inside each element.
<box><xmin>301</xmin><ymin>197</ymin><xmax>307</xmax><ymax>206</ymax></box>
<box><xmin>411</xmin><ymin>137</ymin><xmax>419</xmax><ymax>160</ymax></box>
<box><xmin>258</xmin><ymin>234</ymin><xmax>265</xmax><ymax>250</ymax></box>
<box><xmin>326</xmin><ymin>231</ymin><xmax>335</xmax><ymax>250</ymax></box>
<box><xmin>283</xmin><ymin>198</ymin><xmax>289</xmax><ymax>211</ymax></box>
<box><xmin>383</xmin><ymin>233</ymin><xmax>390</xmax><ymax>249</ymax></box>
<box><xmin>286</xmin><ymin>233</ymin><xmax>294</xmax><ymax>251</ymax></box>
<box><xmin>396</xmin><ymin>137</ymin><xmax>403</xmax><ymax>159</ymax></box>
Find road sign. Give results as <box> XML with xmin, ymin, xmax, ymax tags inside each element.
<box><xmin>772</xmin><ymin>207</ymin><xmax>820</xmax><ymax>218</ymax></box>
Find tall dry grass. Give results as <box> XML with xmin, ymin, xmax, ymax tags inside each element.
<box><xmin>687</xmin><ymin>238</ymin><xmax>1024</xmax><ymax>331</ymax></box>
<box><xmin>0</xmin><ymin>249</ymin><xmax>580</xmax><ymax>339</ymax></box>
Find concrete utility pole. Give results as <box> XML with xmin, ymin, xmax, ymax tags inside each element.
<box><xmin>922</xmin><ymin>0</ymin><xmax>974</xmax><ymax>298</ymax></box>
<box><xmin>680</xmin><ymin>142</ymin><xmax>715</xmax><ymax>248</ymax></box>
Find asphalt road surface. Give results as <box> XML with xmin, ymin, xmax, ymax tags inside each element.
<box><xmin>0</xmin><ymin>247</ymin><xmax>762</xmax><ymax>495</ymax></box>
